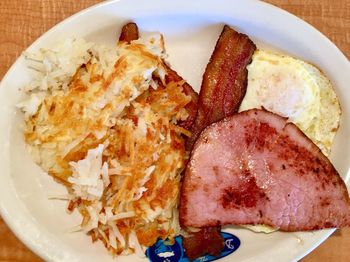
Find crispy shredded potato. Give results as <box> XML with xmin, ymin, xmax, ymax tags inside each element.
<box><xmin>18</xmin><ymin>35</ymin><xmax>192</xmax><ymax>256</ymax></box>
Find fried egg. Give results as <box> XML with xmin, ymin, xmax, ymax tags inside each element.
<box><xmin>239</xmin><ymin>50</ymin><xmax>341</xmax><ymax>234</ymax></box>
<box><xmin>240</xmin><ymin>50</ymin><xmax>341</xmax><ymax>157</ymax></box>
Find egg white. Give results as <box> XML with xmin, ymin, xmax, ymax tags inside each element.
<box><xmin>239</xmin><ymin>50</ymin><xmax>341</xmax><ymax>234</ymax></box>
<box><xmin>240</xmin><ymin>50</ymin><xmax>341</xmax><ymax>156</ymax></box>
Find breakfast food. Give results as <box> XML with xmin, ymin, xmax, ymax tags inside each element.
<box><xmin>119</xmin><ymin>22</ymin><xmax>139</xmax><ymax>42</ymax></box>
<box><xmin>186</xmin><ymin>25</ymin><xmax>257</xmax><ymax>150</ymax></box>
<box><xmin>180</xmin><ymin>25</ymin><xmax>256</xmax><ymax>259</ymax></box>
<box><xmin>118</xmin><ymin>22</ymin><xmax>198</xmax><ymax>130</ymax></box>
<box><xmin>17</xmin><ymin>19</ymin><xmax>347</xmax><ymax>261</ymax></box>
<box><xmin>18</xmin><ymin>27</ymin><xmax>196</xmax><ymax>255</ymax></box>
<box><xmin>236</xmin><ymin>49</ymin><xmax>342</xmax><ymax>233</ymax></box>
<box><xmin>164</xmin><ymin>65</ymin><xmax>199</xmax><ymax>130</ymax></box>
<box><xmin>179</xmin><ymin>25</ymin><xmax>344</xmax><ymax>259</ymax></box>
<box><xmin>240</xmin><ymin>50</ymin><xmax>341</xmax><ymax>156</ymax></box>
<box><xmin>182</xmin><ymin>227</ymin><xmax>225</xmax><ymax>261</ymax></box>
<box><xmin>180</xmin><ymin>109</ymin><xmax>350</xmax><ymax>229</ymax></box>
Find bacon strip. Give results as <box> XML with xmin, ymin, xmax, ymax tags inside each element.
<box><xmin>118</xmin><ymin>22</ymin><xmax>198</xmax><ymax>130</ymax></box>
<box><xmin>182</xmin><ymin>227</ymin><xmax>224</xmax><ymax>261</ymax></box>
<box><xmin>164</xmin><ymin>65</ymin><xmax>198</xmax><ymax>130</ymax></box>
<box><xmin>119</xmin><ymin>22</ymin><xmax>139</xmax><ymax>43</ymax></box>
<box><xmin>180</xmin><ymin>25</ymin><xmax>256</xmax><ymax>260</ymax></box>
<box><xmin>186</xmin><ymin>25</ymin><xmax>256</xmax><ymax>150</ymax></box>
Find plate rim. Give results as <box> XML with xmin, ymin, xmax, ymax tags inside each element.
<box><xmin>0</xmin><ymin>0</ymin><xmax>348</xmax><ymax>261</ymax></box>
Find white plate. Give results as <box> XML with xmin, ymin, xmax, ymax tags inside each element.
<box><xmin>0</xmin><ymin>0</ymin><xmax>349</xmax><ymax>261</ymax></box>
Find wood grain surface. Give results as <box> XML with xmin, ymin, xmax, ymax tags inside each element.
<box><xmin>0</xmin><ymin>0</ymin><xmax>349</xmax><ymax>261</ymax></box>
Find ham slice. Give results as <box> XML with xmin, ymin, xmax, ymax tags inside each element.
<box><xmin>180</xmin><ymin>109</ymin><xmax>350</xmax><ymax>231</ymax></box>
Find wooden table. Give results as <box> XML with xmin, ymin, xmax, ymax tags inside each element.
<box><xmin>0</xmin><ymin>0</ymin><xmax>349</xmax><ymax>261</ymax></box>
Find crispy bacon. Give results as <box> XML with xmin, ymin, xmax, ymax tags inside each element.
<box><xmin>119</xmin><ymin>22</ymin><xmax>139</xmax><ymax>43</ymax></box>
<box><xmin>180</xmin><ymin>25</ymin><xmax>256</xmax><ymax>260</ymax></box>
<box><xmin>164</xmin><ymin>65</ymin><xmax>198</xmax><ymax>130</ymax></box>
<box><xmin>182</xmin><ymin>227</ymin><xmax>224</xmax><ymax>261</ymax></box>
<box><xmin>119</xmin><ymin>22</ymin><xmax>198</xmax><ymax>130</ymax></box>
<box><xmin>186</xmin><ymin>25</ymin><xmax>256</xmax><ymax>150</ymax></box>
